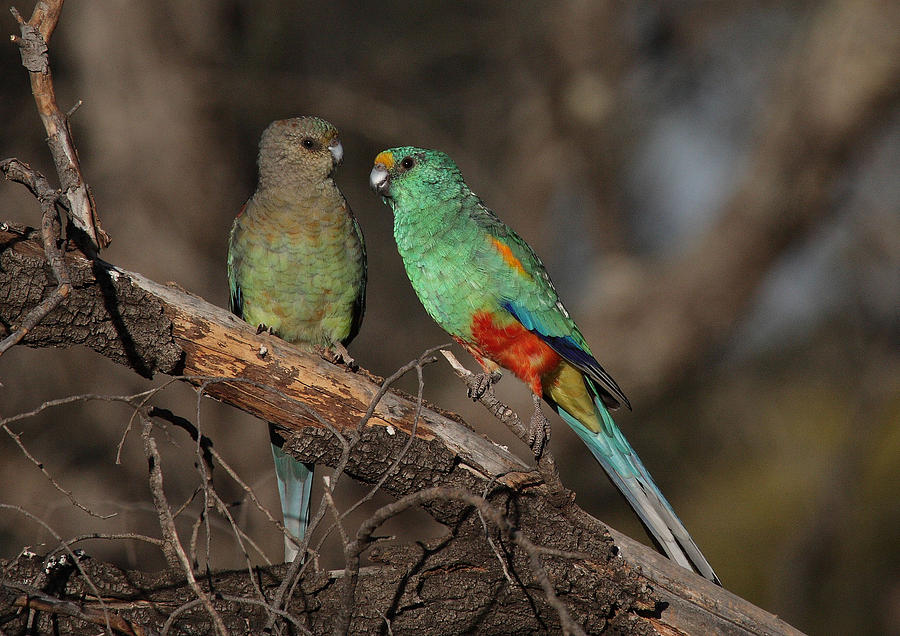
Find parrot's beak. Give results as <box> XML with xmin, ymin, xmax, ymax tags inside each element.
<box><xmin>369</xmin><ymin>164</ymin><xmax>391</xmax><ymax>196</ymax></box>
<box><xmin>328</xmin><ymin>140</ymin><xmax>344</xmax><ymax>165</ymax></box>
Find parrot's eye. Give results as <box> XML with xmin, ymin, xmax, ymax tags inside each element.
<box><xmin>400</xmin><ymin>156</ymin><xmax>415</xmax><ymax>170</ymax></box>
<box><xmin>301</xmin><ymin>138</ymin><xmax>317</xmax><ymax>150</ymax></box>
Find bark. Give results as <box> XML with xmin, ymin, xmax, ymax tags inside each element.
<box><xmin>0</xmin><ymin>228</ymin><xmax>803</xmax><ymax>634</ymax></box>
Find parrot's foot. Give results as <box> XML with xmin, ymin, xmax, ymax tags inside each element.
<box><xmin>527</xmin><ymin>394</ymin><xmax>552</xmax><ymax>458</ymax></box>
<box><xmin>319</xmin><ymin>342</ymin><xmax>356</xmax><ymax>369</ymax></box>
<box><xmin>466</xmin><ymin>370</ymin><xmax>502</xmax><ymax>400</ymax></box>
<box><xmin>256</xmin><ymin>323</ymin><xmax>276</xmax><ymax>336</ymax></box>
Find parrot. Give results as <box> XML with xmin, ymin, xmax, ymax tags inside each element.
<box><xmin>369</xmin><ymin>147</ymin><xmax>719</xmax><ymax>585</ymax></box>
<box><xmin>227</xmin><ymin>117</ymin><xmax>366</xmax><ymax>561</ymax></box>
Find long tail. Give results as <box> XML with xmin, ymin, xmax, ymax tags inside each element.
<box><xmin>548</xmin><ymin>373</ymin><xmax>720</xmax><ymax>584</ymax></box>
<box><xmin>270</xmin><ymin>440</ymin><xmax>314</xmax><ymax>562</ymax></box>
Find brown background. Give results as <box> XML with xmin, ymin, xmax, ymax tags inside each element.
<box><xmin>1</xmin><ymin>2</ymin><xmax>897</xmax><ymax>634</ymax></box>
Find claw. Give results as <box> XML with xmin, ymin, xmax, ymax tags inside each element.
<box><xmin>527</xmin><ymin>394</ymin><xmax>552</xmax><ymax>458</ymax></box>
<box><xmin>319</xmin><ymin>342</ymin><xmax>357</xmax><ymax>369</ymax></box>
<box><xmin>256</xmin><ymin>323</ymin><xmax>275</xmax><ymax>336</ymax></box>
<box><xmin>467</xmin><ymin>370</ymin><xmax>502</xmax><ymax>400</ymax></box>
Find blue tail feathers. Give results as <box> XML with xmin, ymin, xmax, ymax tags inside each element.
<box><xmin>270</xmin><ymin>442</ymin><xmax>314</xmax><ymax>562</ymax></box>
<box><xmin>552</xmin><ymin>383</ymin><xmax>721</xmax><ymax>585</ymax></box>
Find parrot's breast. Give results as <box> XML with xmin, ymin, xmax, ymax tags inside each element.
<box><xmin>229</xmin><ymin>190</ymin><xmax>364</xmax><ymax>346</ymax></box>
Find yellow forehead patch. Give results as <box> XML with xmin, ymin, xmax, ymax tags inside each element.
<box><xmin>490</xmin><ymin>238</ymin><xmax>529</xmax><ymax>277</ymax></box>
<box><xmin>374</xmin><ymin>151</ymin><xmax>395</xmax><ymax>170</ymax></box>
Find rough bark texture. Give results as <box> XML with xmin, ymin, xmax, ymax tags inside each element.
<box><xmin>0</xmin><ymin>229</ymin><xmax>803</xmax><ymax>635</ymax></box>
<box><xmin>2</xmin><ymin>521</ymin><xmax>647</xmax><ymax>636</ymax></box>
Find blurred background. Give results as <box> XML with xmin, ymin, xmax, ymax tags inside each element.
<box><xmin>1</xmin><ymin>1</ymin><xmax>897</xmax><ymax>633</ymax></box>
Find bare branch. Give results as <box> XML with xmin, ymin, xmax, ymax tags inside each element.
<box><xmin>337</xmin><ymin>486</ymin><xmax>587</xmax><ymax>636</ymax></box>
<box><xmin>139</xmin><ymin>415</ymin><xmax>227</xmax><ymax>636</ymax></box>
<box><xmin>441</xmin><ymin>349</ymin><xmax>568</xmax><ymax>501</ymax></box>
<box><xmin>0</xmin><ymin>391</ymin><xmax>162</xmax><ymax>518</ymax></box>
<box><xmin>0</xmin><ymin>229</ymin><xmax>805</xmax><ymax>634</ymax></box>
<box><xmin>0</xmin><ymin>503</ymin><xmax>114</xmax><ymax>634</ymax></box>
<box><xmin>11</xmin><ymin>592</ymin><xmax>148</xmax><ymax>636</ymax></box>
<box><xmin>8</xmin><ymin>1</ymin><xmax>109</xmax><ymax>249</ymax></box>
<box><xmin>0</xmin><ymin>160</ymin><xmax>70</xmax><ymax>355</ymax></box>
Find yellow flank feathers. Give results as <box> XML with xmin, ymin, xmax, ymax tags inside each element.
<box><xmin>545</xmin><ymin>362</ymin><xmax>600</xmax><ymax>433</ymax></box>
<box><xmin>374</xmin><ymin>151</ymin><xmax>395</xmax><ymax>170</ymax></box>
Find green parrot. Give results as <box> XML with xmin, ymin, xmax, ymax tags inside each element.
<box><xmin>369</xmin><ymin>147</ymin><xmax>719</xmax><ymax>584</ymax></box>
<box><xmin>228</xmin><ymin>117</ymin><xmax>366</xmax><ymax>561</ymax></box>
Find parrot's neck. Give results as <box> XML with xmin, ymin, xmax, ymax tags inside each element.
<box><xmin>392</xmin><ymin>179</ymin><xmax>478</xmax><ymax>239</ymax></box>
<box><xmin>256</xmin><ymin>164</ymin><xmax>334</xmax><ymax>198</ymax></box>
<box><xmin>250</xmin><ymin>178</ymin><xmax>340</xmax><ymax>221</ymax></box>
<box><xmin>391</xmin><ymin>198</ymin><xmax>454</xmax><ymax>256</ymax></box>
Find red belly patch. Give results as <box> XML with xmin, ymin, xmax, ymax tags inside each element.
<box><xmin>469</xmin><ymin>311</ymin><xmax>560</xmax><ymax>395</ymax></box>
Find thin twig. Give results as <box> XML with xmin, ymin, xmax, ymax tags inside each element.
<box><xmin>145</xmin><ymin>400</ymin><xmax>271</xmax><ymax>612</ymax></box>
<box><xmin>12</xmin><ymin>593</ymin><xmax>149</xmax><ymax>636</ymax></box>
<box><xmin>217</xmin><ymin>595</ymin><xmax>311</xmax><ymax>635</ymax></box>
<box><xmin>266</xmin><ymin>345</ymin><xmax>447</xmax><ymax>629</ymax></box>
<box><xmin>263</xmin><ymin>346</ymin><xmax>447</xmax><ymax>632</ymax></box>
<box><xmin>0</xmin><ymin>504</ymin><xmax>115</xmax><ymax>635</ymax></box>
<box><xmin>160</xmin><ymin>598</ymin><xmax>204</xmax><ymax>636</ymax></box>
<box><xmin>139</xmin><ymin>388</ymin><xmax>302</xmax><ymax>621</ymax></box>
<box><xmin>440</xmin><ymin>349</ymin><xmax>568</xmax><ymax>500</ymax></box>
<box><xmin>338</xmin><ymin>344</ymin><xmax>440</xmax><ymax>518</ymax></box>
<box><xmin>139</xmin><ymin>415</ymin><xmax>227</xmax><ymax>636</ymax></box>
<box><xmin>54</xmin><ymin>532</ymin><xmax>166</xmax><ymax>552</ymax></box>
<box><xmin>0</xmin><ymin>160</ymin><xmax>71</xmax><ymax>356</ymax></box>
<box><xmin>116</xmin><ymin>378</ymin><xmax>182</xmax><ymax>464</ymax></box>
<box><xmin>335</xmin><ymin>486</ymin><xmax>587</xmax><ymax>636</ymax></box>
<box><xmin>206</xmin><ymin>445</ymin><xmax>279</xmax><ymax>563</ymax></box>
<box><xmin>9</xmin><ymin>0</ymin><xmax>109</xmax><ymax>249</ymax></box>
<box><xmin>0</xmin><ymin>389</ymin><xmax>164</xmax><ymax>519</ymax></box>
<box><xmin>192</xmin><ymin>383</ymin><xmax>216</xmax><ymax>582</ymax></box>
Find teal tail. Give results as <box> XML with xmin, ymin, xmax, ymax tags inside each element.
<box><xmin>270</xmin><ymin>441</ymin><xmax>314</xmax><ymax>562</ymax></box>
<box><xmin>552</xmin><ymin>387</ymin><xmax>721</xmax><ymax>585</ymax></box>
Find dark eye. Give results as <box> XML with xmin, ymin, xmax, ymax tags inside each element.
<box><xmin>400</xmin><ymin>156</ymin><xmax>415</xmax><ymax>170</ymax></box>
<box><xmin>301</xmin><ymin>138</ymin><xmax>316</xmax><ymax>149</ymax></box>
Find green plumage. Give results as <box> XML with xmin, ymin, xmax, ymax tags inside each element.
<box><xmin>370</xmin><ymin>147</ymin><xmax>719</xmax><ymax>585</ymax></box>
<box><xmin>228</xmin><ymin>117</ymin><xmax>365</xmax><ymax>561</ymax></box>
<box><xmin>378</xmin><ymin>150</ymin><xmax>582</xmax><ymax>346</ymax></box>
<box><xmin>228</xmin><ymin>118</ymin><xmax>365</xmax><ymax>346</ymax></box>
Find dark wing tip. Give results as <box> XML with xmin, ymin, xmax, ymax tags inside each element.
<box><xmin>229</xmin><ymin>285</ymin><xmax>243</xmax><ymax>318</ymax></box>
<box><xmin>543</xmin><ymin>333</ymin><xmax>631</xmax><ymax>410</ymax></box>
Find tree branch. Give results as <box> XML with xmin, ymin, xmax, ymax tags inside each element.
<box><xmin>9</xmin><ymin>0</ymin><xmax>109</xmax><ymax>250</ymax></box>
<box><xmin>0</xmin><ymin>159</ymin><xmax>71</xmax><ymax>354</ymax></box>
<box><xmin>0</xmin><ymin>228</ymin><xmax>803</xmax><ymax>635</ymax></box>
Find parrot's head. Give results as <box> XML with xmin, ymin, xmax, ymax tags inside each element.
<box><xmin>369</xmin><ymin>147</ymin><xmax>464</xmax><ymax>208</ymax></box>
<box><xmin>258</xmin><ymin>116</ymin><xmax>343</xmax><ymax>186</ymax></box>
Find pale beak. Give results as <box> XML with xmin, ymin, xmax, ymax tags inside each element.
<box><xmin>369</xmin><ymin>164</ymin><xmax>390</xmax><ymax>195</ymax></box>
<box><xmin>328</xmin><ymin>140</ymin><xmax>344</xmax><ymax>165</ymax></box>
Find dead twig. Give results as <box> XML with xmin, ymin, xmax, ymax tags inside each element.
<box><xmin>440</xmin><ymin>349</ymin><xmax>569</xmax><ymax>501</ymax></box>
<box><xmin>264</xmin><ymin>346</ymin><xmax>446</xmax><ymax>631</ymax></box>
<box><xmin>12</xmin><ymin>592</ymin><xmax>150</xmax><ymax>636</ymax></box>
<box><xmin>0</xmin><ymin>390</ymin><xmax>164</xmax><ymax>518</ymax></box>
<box><xmin>9</xmin><ymin>1</ymin><xmax>109</xmax><ymax>249</ymax></box>
<box><xmin>336</xmin><ymin>486</ymin><xmax>587</xmax><ymax>636</ymax></box>
<box><xmin>0</xmin><ymin>160</ymin><xmax>71</xmax><ymax>356</ymax></box>
<box><xmin>0</xmin><ymin>503</ymin><xmax>114</xmax><ymax>635</ymax></box>
<box><xmin>139</xmin><ymin>414</ymin><xmax>227</xmax><ymax>636</ymax></box>
<box><xmin>337</xmin><ymin>344</ymin><xmax>442</xmax><ymax>518</ymax></box>
<box><xmin>55</xmin><ymin>532</ymin><xmax>165</xmax><ymax>552</ymax></box>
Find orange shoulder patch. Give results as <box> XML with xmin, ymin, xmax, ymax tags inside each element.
<box><xmin>490</xmin><ymin>237</ymin><xmax>529</xmax><ymax>277</ymax></box>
